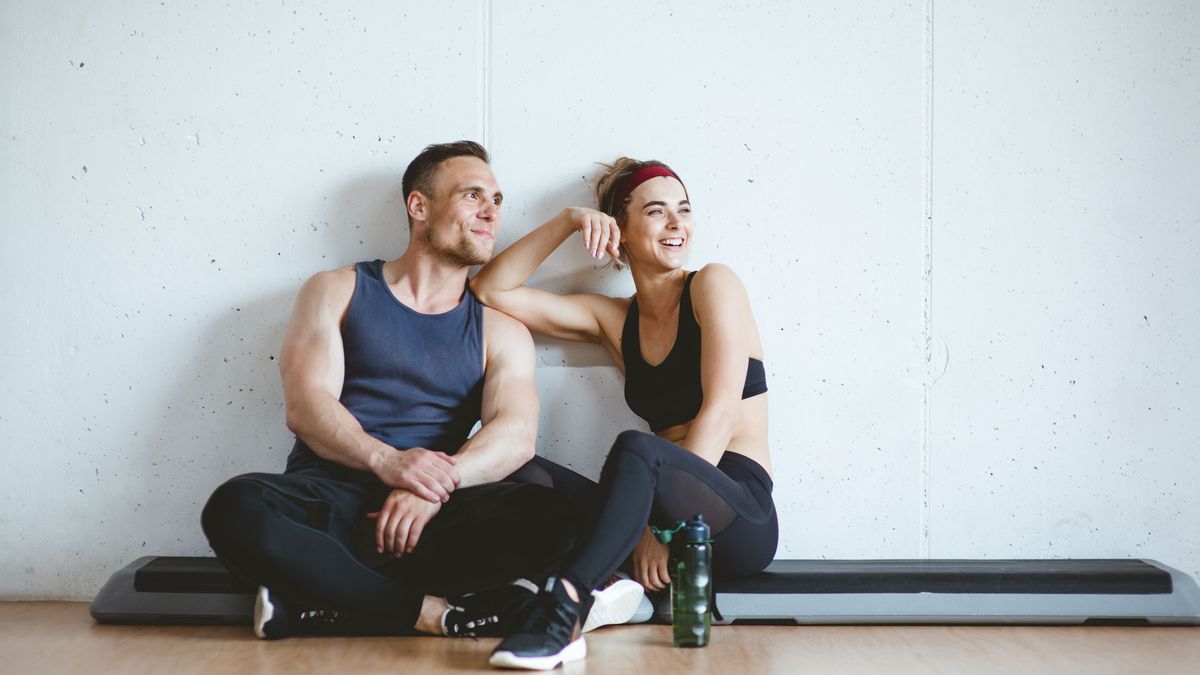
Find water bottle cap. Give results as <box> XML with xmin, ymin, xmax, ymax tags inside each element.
<box><xmin>679</xmin><ymin>513</ymin><xmax>711</xmax><ymax>543</ymax></box>
<box><xmin>650</xmin><ymin>514</ymin><xmax>712</xmax><ymax>544</ymax></box>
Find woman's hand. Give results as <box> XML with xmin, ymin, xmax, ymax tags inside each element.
<box><xmin>632</xmin><ymin>525</ymin><xmax>672</xmax><ymax>591</ymax></box>
<box><xmin>563</xmin><ymin>207</ymin><xmax>621</xmax><ymax>260</ymax></box>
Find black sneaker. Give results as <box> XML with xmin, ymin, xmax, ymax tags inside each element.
<box><xmin>254</xmin><ymin>585</ymin><xmax>355</xmax><ymax>639</ymax></box>
<box><xmin>489</xmin><ymin>577</ymin><xmax>594</xmax><ymax>670</ymax></box>
<box><xmin>443</xmin><ymin>579</ymin><xmax>538</xmax><ymax>638</ymax></box>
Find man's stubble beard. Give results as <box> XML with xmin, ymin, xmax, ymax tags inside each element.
<box><xmin>423</xmin><ymin>224</ymin><xmax>492</xmax><ymax>267</ymax></box>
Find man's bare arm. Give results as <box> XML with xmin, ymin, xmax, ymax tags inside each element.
<box><xmin>279</xmin><ymin>268</ymin><xmax>459</xmax><ymax>502</ymax></box>
<box><xmin>449</xmin><ymin>307</ymin><xmax>540</xmax><ymax>487</ymax></box>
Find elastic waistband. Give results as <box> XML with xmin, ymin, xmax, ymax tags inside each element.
<box><xmin>718</xmin><ymin>450</ymin><xmax>773</xmax><ymax>491</ymax></box>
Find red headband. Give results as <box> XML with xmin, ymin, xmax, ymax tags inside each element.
<box><xmin>611</xmin><ymin>165</ymin><xmax>685</xmax><ymax>211</ymax></box>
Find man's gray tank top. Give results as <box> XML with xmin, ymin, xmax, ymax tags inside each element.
<box><xmin>285</xmin><ymin>259</ymin><xmax>485</xmax><ymax>483</ymax></box>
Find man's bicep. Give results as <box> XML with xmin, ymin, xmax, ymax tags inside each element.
<box><xmin>480</xmin><ymin>311</ymin><xmax>539</xmax><ymax>425</ymax></box>
<box><xmin>280</xmin><ymin>273</ymin><xmax>350</xmax><ymax>400</ymax></box>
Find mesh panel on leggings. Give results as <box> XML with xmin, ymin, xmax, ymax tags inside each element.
<box><xmin>651</xmin><ymin>463</ymin><xmax>744</xmax><ymax>536</ymax></box>
<box><xmin>505</xmin><ymin>458</ymin><xmax>555</xmax><ymax>487</ymax></box>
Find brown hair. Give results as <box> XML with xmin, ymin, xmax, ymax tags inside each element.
<box><xmin>402</xmin><ymin>140</ymin><xmax>490</xmax><ymax>227</ymax></box>
<box><xmin>594</xmin><ymin>157</ymin><xmax>681</xmax><ymax>220</ymax></box>
<box><xmin>594</xmin><ymin>157</ymin><xmax>684</xmax><ymax>268</ymax></box>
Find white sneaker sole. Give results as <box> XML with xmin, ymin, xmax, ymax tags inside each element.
<box><xmin>490</xmin><ymin>637</ymin><xmax>586</xmax><ymax>670</ymax></box>
<box><xmin>253</xmin><ymin>586</ymin><xmax>273</xmax><ymax>639</ymax></box>
<box><xmin>630</xmin><ymin>593</ymin><xmax>654</xmax><ymax>624</ymax></box>
<box><xmin>583</xmin><ymin>579</ymin><xmax>645</xmax><ymax>633</ymax></box>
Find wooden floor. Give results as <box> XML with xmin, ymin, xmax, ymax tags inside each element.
<box><xmin>2</xmin><ymin>602</ymin><xmax>1198</xmax><ymax>675</ymax></box>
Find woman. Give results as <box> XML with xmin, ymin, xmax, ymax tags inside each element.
<box><xmin>472</xmin><ymin>159</ymin><xmax>777</xmax><ymax>669</ymax></box>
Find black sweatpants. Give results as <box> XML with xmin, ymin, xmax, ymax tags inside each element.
<box><xmin>200</xmin><ymin>456</ymin><xmax>582</xmax><ymax>629</ymax></box>
<box><xmin>561</xmin><ymin>430</ymin><xmax>778</xmax><ymax>591</ymax></box>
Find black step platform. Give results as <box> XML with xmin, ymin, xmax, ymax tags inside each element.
<box><xmin>663</xmin><ymin>559</ymin><xmax>1200</xmax><ymax>626</ymax></box>
<box><xmin>90</xmin><ymin>556</ymin><xmax>1200</xmax><ymax>626</ymax></box>
<box><xmin>91</xmin><ymin>557</ymin><xmax>254</xmax><ymax>625</ymax></box>
<box><xmin>720</xmin><ymin>559</ymin><xmax>1173</xmax><ymax>595</ymax></box>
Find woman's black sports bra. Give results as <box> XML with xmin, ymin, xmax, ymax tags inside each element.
<box><xmin>622</xmin><ymin>271</ymin><xmax>768</xmax><ymax>432</ymax></box>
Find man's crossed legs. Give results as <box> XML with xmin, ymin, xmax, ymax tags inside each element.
<box><xmin>201</xmin><ymin>457</ymin><xmax>584</xmax><ymax>639</ymax></box>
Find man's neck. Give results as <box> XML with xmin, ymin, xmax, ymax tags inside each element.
<box><xmin>381</xmin><ymin>249</ymin><xmax>471</xmax><ymax>314</ymax></box>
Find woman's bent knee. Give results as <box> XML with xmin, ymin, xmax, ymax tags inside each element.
<box><xmin>601</xmin><ymin>430</ymin><xmax>658</xmax><ymax>475</ymax></box>
<box><xmin>609</xmin><ymin>429</ymin><xmax>693</xmax><ymax>466</ymax></box>
<box><xmin>612</xmin><ymin>429</ymin><xmax>656</xmax><ymax>451</ymax></box>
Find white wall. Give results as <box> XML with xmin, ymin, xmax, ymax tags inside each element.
<box><xmin>1</xmin><ymin>1</ymin><xmax>1196</xmax><ymax>600</ymax></box>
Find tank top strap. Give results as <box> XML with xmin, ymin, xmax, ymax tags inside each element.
<box><xmin>620</xmin><ymin>295</ymin><xmax>640</xmax><ymax>367</ymax></box>
<box><xmin>678</xmin><ymin>270</ymin><xmax>700</xmax><ymax>331</ymax></box>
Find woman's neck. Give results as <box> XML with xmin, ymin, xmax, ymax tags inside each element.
<box><xmin>631</xmin><ymin>266</ymin><xmax>689</xmax><ymax>319</ymax></box>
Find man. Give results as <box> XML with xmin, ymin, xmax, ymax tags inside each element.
<box><xmin>201</xmin><ymin>141</ymin><xmax>580</xmax><ymax>639</ymax></box>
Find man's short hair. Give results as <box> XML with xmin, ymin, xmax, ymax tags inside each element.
<box><xmin>402</xmin><ymin>140</ymin><xmax>491</xmax><ymax>226</ymax></box>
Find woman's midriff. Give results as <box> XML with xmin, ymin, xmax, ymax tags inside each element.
<box><xmin>656</xmin><ymin>394</ymin><xmax>772</xmax><ymax>477</ymax></box>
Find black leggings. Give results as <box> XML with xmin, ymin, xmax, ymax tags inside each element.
<box><xmin>561</xmin><ymin>430</ymin><xmax>778</xmax><ymax>591</ymax></box>
<box><xmin>200</xmin><ymin>458</ymin><xmax>582</xmax><ymax>628</ymax></box>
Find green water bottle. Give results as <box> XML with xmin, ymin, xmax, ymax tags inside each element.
<box><xmin>670</xmin><ymin>513</ymin><xmax>712</xmax><ymax>647</ymax></box>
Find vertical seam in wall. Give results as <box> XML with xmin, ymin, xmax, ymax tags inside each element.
<box><xmin>478</xmin><ymin>0</ymin><xmax>493</xmax><ymax>147</ymax></box>
<box><xmin>921</xmin><ymin>0</ymin><xmax>931</xmax><ymax>557</ymax></box>
<box><xmin>916</xmin><ymin>0</ymin><xmax>936</xmax><ymax>557</ymax></box>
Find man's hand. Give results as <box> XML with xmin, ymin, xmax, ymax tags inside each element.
<box><xmin>367</xmin><ymin>488</ymin><xmax>443</xmax><ymax>558</ymax></box>
<box><xmin>372</xmin><ymin>447</ymin><xmax>460</xmax><ymax>503</ymax></box>
<box><xmin>632</xmin><ymin>525</ymin><xmax>672</xmax><ymax>591</ymax></box>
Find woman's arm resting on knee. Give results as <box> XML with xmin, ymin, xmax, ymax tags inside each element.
<box><xmin>678</xmin><ymin>264</ymin><xmax>759</xmax><ymax>465</ymax></box>
<box><xmin>471</xmin><ymin>208</ymin><xmax>624</xmax><ymax>343</ymax></box>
